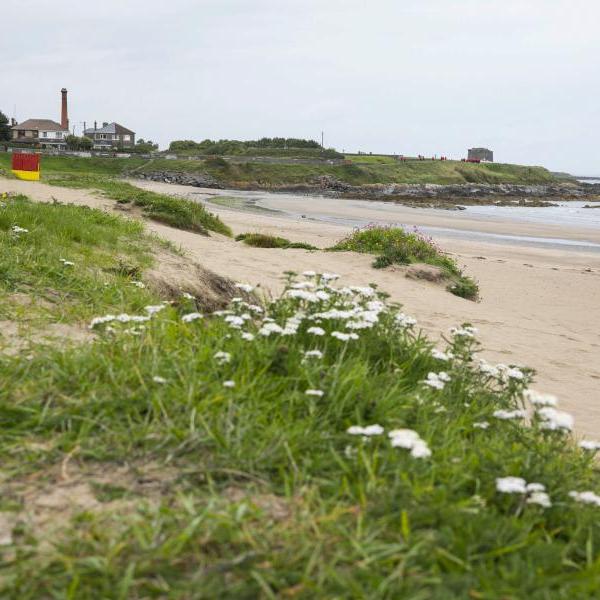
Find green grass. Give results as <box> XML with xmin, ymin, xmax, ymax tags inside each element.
<box><xmin>1</xmin><ymin>218</ymin><xmax>600</xmax><ymax>598</ymax></box>
<box><xmin>47</xmin><ymin>174</ymin><xmax>232</xmax><ymax>236</ymax></box>
<box><xmin>0</xmin><ymin>195</ymin><xmax>162</xmax><ymax>330</ymax></box>
<box><xmin>330</xmin><ymin>225</ymin><xmax>479</xmax><ymax>300</ymax></box>
<box><xmin>0</xmin><ymin>151</ymin><xmax>567</xmax><ymax>189</ymax></box>
<box><xmin>236</xmin><ymin>232</ymin><xmax>317</xmax><ymax>250</ymax></box>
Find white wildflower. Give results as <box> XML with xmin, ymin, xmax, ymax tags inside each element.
<box><xmin>350</xmin><ymin>286</ymin><xmax>375</xmax><ymax>297</ymax></box>
<box><xmin>450</xmin><ymin>325</ymin><xmax>478</xmax><ymax>338</ymax></box>
<box><xmin>537</xmin><ymin>407</ymin><xmax>574</xmax><ymax>432</ymax></box>
<box><xmin>579</xmin><ymin>440</ymin><xmax>600</xmax><ymax>451</ymax></box>
<box><xmin>305</xmin><ymin>389</ymin><xmax>324</xmax><ymax>397</ymax></box>
<box><xmin>59</xmin><ymin>258</ymin><xmax>75</xmax><ymax>267</ymax></box>
<box><xmin>506</xmin><ymin>367</ymin><xmax>525</xmax><ymax>381</ymax></box>
<box><xmin>286</xmin><ymin>289</ymin><xmax>319</xmax><ymax>302</ymax></box>
<box><xmin>478</xmin><ymin>360</ymin><xmax>500</xmax><ymax>377</ymax></box>
<box><xmin>181</xmin><ymin>292</ymin><xmax>195</xmax><ymax>300</ymax></box>
<box><xmin>431</xmin><ymin>349</ymin><xmax>453</xmax><ymax>361</ymax></box>
<box><xmin>569</xmin><ymin>491</ymin><xmax>600</xmax><ymax>507</ymax></box>
<box><xmin>524</xmin><ymin>390</ymin><xmax>558</xmax><ymax>407</ymax></box>
<box><xmin>241</xmin><ymin>332</ymin><xmax>255</xmax><ymax>341</ymax></box>
<box><xmin>131</xmin><ymin>281</ymin><xmax>146</xmax><ymax>288</ymax></box>
<box><xmin>89</xmin><ymin>314</ymin><xmax>116</xmax><ymax>329</ymax></box>
<box><xmin>527</xmin><ymin>492</ymin><xmax>552</xmax><ymax>508</ymax></box>
<box><xmin>182</xmin><ymin>312</ymin><xmax>203</xmax><ymax>323</ymax></box>
<box><xmin>11</xmin><ymin>225</ymin><xmax>29</xmax><ymax>234</ymax></box>
<box><xmin>235</xmin><ymin>283</ymin><xmax>254</xmax><ymax>293</ymax></box>
<box><xmin>315</xmin><ymin>290</ymin><xmax>331</xmax><ymax>301</ymax></box>
<box><xmin>496</xmin><ymin>477</ymin><xmax>528</xmax><ymax>494</ymax></box>
<box><xmin>152</xmin><ymin>376</ymin><xmax>167</xmax><ymax>384</ymax></box>
<box><xmin>145</xmin><ymin>305</ymin><xmax>166</xmax><ymax>315</ymax></box>
<box><xmin>321</xmin><ymin>273</ymin><xmax>340</xmax><ymax>281</ymax></box>
<box><xmin>347</xmin><ymin>424</ymin><xmax>384</xmax><ymax>437</ymax></box>
<box><xmin>396</xmin><ymin>313</ymin><xmax>417</xmax><ymax>328</ymax></box>
<box><xmin>331</xmin><ymin>331</ymin><xmax>358</xmax><ymax>341</ymax></box>
<box><xmin>423</xmin><ymin>372</ymin><xmax>449</xmax><ymax>390</ymax></box>
<box><xmin>526</xmin><ymin>483</ymin><xmax>546</xmax><ymax>493</ymax></box>
<box><xmin>224</xmin><ymin>315</ymin><xmax>245</xmax><ymax>329</ymax></box>
<box><xmin>304</xmin><ymin>350</ymin><xmax>324</xmax><ymax>359</ymax></box>
<box><xmin>473</xmin><ymin>421</ymin><xmax>490</xmax><ymax>429</ymax></box>
<box><xmin>493</xmin><ymin>409</ymin><xmax>527</xmax><ymax>421</ymax></box>
<box><xmin>302</xmin><ymin>270</ymin><xmax>317</xmax><ymax>277</ymax></box>
<box><xmin>214</xmin><ymin>351</ymin><xmax>231</xmax><ymax>365</ymax></box>
<box><xmin>259</xmin><ymin>322</ymin><xmax>284</xmax><ymax>336</ymax></box>
<box><xmin>223</xmin><ymin>380</ymin><xmax>235</xmax><ymax>388</ymax></box>
<box><xmin>388</xmin><ymin>429</ymin><xmax>431</xmax><ymax>459</ymax></box>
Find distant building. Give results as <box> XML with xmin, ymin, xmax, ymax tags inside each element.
<box><xmin>83</xmin><ymin>122</ymin><xmax>136</xmax><ymax>149</ymax></box>
<box><xmin>468</xmin><ymin>147</ymin><xmax>493</xmax><ymax>162</ymax></box>
<box><xmin>11</xmin><ymin>88</ymin><xmax>70</xmax><ymax>150</ymax></box>
<box><xmin>11</xmin><ymin>119</ymin><xmax>69</xmax><ymax>150</ymax></box>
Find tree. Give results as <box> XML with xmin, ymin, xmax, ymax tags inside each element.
<box><xmin>0</xmin><ymin>111</ymin><xmax>11</xmax><ymax>142</ymax></box>
<box><xmin>79</xmin><ymin>136</ymin><xmax>93</xmax><ymax>150</ymax></box>
<box><xmin>65</xmin><ymin>135</ymin><xmax>93</xmax><ymax>150</ymax></box>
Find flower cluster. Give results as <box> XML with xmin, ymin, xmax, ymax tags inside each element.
<box><xmin>496</xmin><ymin>477</ymin><xmax>552</xmax><ymax>508</ymax></box>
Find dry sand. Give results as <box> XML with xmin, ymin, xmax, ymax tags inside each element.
<box><xmin>3</xmin><ymin>178</ymin><xmax>600</xmax><ymax>439</ymax></box>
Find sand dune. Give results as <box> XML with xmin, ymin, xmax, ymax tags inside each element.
<box><xmin>3</xmin><ymin>177</ymin><xmax>599</xmax><ymax>439</ymax></box>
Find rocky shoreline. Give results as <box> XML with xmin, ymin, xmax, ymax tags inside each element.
<box><xmin>132</xmin><ymin>171</ymin><xmax>600</xmax><ymax>209</ymax></box>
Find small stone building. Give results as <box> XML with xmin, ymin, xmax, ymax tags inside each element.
<box><xmin>468</xmin><ymin>148</ymin><xmax>494</xmax><ymax>162</ymax></box>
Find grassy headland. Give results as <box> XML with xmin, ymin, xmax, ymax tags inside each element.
<box><xmin>1</xmin><ymin>199</ymin><xmax>600</xmax><ymax>596</ymax></box>
<box><xmin>0</xmin><ymin>152</ymin><xmax>565</xmax><ymax>188</ymax></box>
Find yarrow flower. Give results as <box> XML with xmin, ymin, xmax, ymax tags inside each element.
<box><xmin>496</xmin><ymin>478</ymin><xmax>551</xmax><ymax>507</ymax></box>
<box><xmin>450</xmin><ymin>325</ymin><xmax>478</xmax><ymax>338</ymax></box>
<box><xmin>131</xmin><ymin>281</ymin><xmax>146</xmax><ymax>288</ymax></box>
<box><xmin>396</xmin><ymin>313</ymin><xmax>417</xmax><ymax>328</ymax></box>
<box><xmin>431</xmin><ymin>349</ymin><xmax>453</xmax><ymax>361</ymax></box>
<box><xmin>59</xmin><ymin>258</ymin><xmax>75</xmax><ymax>267</ymax></box>
<box><xmin>259</xmin><ymin>322</ymin><xmax>284</xmax><ymax>336</ymax></box>
<box><xmin>235</xmin><ymin>283</ymin><xmax>254</xmax><ymax>293</ymax></box>
<box><xmin>388</xmin><ymin>429</ymin><xmax>431</xmax><ymax>458</ymax></box>
<box><xmin>223</xmin><ymin>380</ymin><xmax>235</xmax><ymax>388</ymax></box>
<box><xmin>152</xmin><ymin>376</ymin><xmax>167</xmax><ymax>384</ymax></box>
<box><xmin>12</xmin><ymin>225</ymin><xmax>29</xmax><ymax>234</ymax></box>
<box><xmin>524</xmin><ymin>389</ymin><xmax>558</xmax><ymax>407</ymax></box>
<box><xmin>347</xmin><ymin>424</ymin><xmax>384</xmax><ymax>437</ymax></box>
<box><xmin>304</xmin><ymin>350</ymin><xmax>324</xmax><ymax>359</ymax></box>
<box><xmin>305</xmin><ymin>389</ymin><xmax>324</xmax><ymax>397</ymax></box>
<box><xmin>569</xmin><ymin>491</ymin><xmax>600</xmax><ymax>507</ymax></box>
<box><xmin>493</xmin><ymin>409</ymin><xmax>527</xmax><ymax>421</ymax></box>
<box><xmin>241</xmin><ymin>332</ymin><xmax>255</xmax><ymax>341</ymax></box>
<box><xmin>214</xmin><ymin>351</ymin><xmax>231</xmax><ymax>365</ymax></box>
<box><xmin>473</xmin><ymin>421</ymin><xmax>490</xmax><ymax>429</ymax></box>
<box><xmin>331</xmin><ymin>331</ymin><xmax>359</xmax><ymax>342</ymax></box>
<box><xmin>321</xmin><ymin>273</ymin><xmax>340</xmax><ymax>281</ymax></box>
<box><xmin>423</xmin><ymin>372</ymin><xmax>450</xmax><ymax>390</ymax></box>
<box><xmin>536</xmin><ymin>407</ymin><xmax>574</xmax><ymax>432</ymax></box>
<box><xmin>182</xmin><ymin>312</ymin><xmax>203</xmax><ymax>323</ymax></box>
<box><xmin>302</xmin><ymin>270</ymin><xmax>316</xmax><ymax>277</ymax></box>
<box><xmin>145</xmin><ymin>305</ymin><xmax>166</xmax><ymax>315</ymax></box>
<box><xmin>579</xmin><ymin>440</ymin><xmax>600</xmax><ymax>451</ymax></box>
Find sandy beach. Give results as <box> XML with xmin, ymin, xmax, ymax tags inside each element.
<box><xmin>3</xmin><ymin>177</ymin><xmax>600</xmax><ymax>439</ymax></box>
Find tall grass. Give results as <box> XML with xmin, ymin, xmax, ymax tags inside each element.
<box><xmin>330</xmin><ymin>225</ymin><xmax>479</xmax><ymax>300</ymax></box>
<box><xmin>1</xmin><ymin>262</ymin><xmax>600</xmax><ymax>597</ymax></box>
<box><xmin>236</xmin><ymin>232</ymin><xmax>317</xmax><ymax>250</ymax></box>
<box><xmin>47</xmin><ymin>174</ymin><xmax>232</xmax><ymax>236</ymax></box>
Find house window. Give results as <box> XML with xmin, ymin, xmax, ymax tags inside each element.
<box><xmin>123</xmin><ymin>135</ymin><xmax>131</xmax><ymax>142</ymax></box>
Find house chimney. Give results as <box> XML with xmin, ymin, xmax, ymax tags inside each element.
<box><xmin>94</xmin><ymin>121</ymin><xmax>97</xmax><ymax>131</ymax></box>
<box><xmin>61</xmin><ymin>88</ymin><xmax>69</xmax><ymax>130</ymax></box>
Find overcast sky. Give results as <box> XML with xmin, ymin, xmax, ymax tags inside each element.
<box><xmin>2</xmin><ymin>0</ymin><xmax>599</xmax><ymax>174</ymax></box>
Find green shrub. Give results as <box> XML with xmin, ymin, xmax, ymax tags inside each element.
<box><xmin>331</xmin><ymin>225</ymin><xmax>479</xmax><ymax>300</ymax></box>
<box><xmin>47</xmin><ymin>175</ymin><xmax>232</xmax><ymax>237</ymax></box>
<box><xmin>236</xmin><ymin>232</ymin><xmax>317</xmax><ymax>250</ymax></box>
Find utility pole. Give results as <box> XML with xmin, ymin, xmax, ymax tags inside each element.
<box><xmin>321</xmin><ymin>131</ymin><xmax>324</xmax><ymax>149</ymax></box>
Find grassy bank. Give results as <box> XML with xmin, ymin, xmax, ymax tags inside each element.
<box><xmin>331</xmin><ymin>225</ymin><xmax>479</xmax><ymax>300</ymax></box>
<box><xmin>2</xmin><ymin>198</ymin><xmax>600</xmax><ymax>597</ymax></box>
<box><xmin>0</xmin><ymin>152</ymin><xmax>565</xmax><ymax>187</ymax></box>
<box><xmin>50</xmin><ymin>174</ymin><xmax>231</xmax><ymax>236</ymax></box>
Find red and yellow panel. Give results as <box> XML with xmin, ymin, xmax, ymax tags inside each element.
<box><xmin>12</xmin><ymin>153</ymin><xmax>41</xmax><ymax>181</ymax></box>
